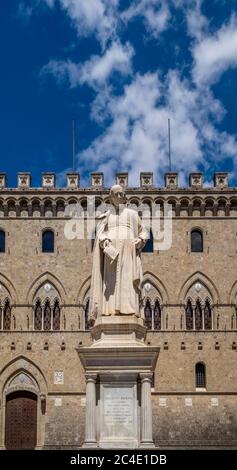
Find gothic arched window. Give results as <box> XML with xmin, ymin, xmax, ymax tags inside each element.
<box><xmin>0</xmin><ymin>229</ymin><xmax>5</xmax><ymax>253</ymax></box>
<box><xmin>185</xmin><ymin>282</ymin><xmax>213</xmax><ymax>331</ymax></box>
<box><xmin>85</xmin><ymin>299</ymin><xmax>90</xmax><ymax>330</ymax></box>
<box><xmin>195</xmin><ymin>300</ymin><xmax>202</xmax><ymax>330</ymax></box>
<box><xmin>43</xmin><ymin>300</ymin><xmax>51</xmax><ymax>330</ymax></box>
<box><xmin>33</xmin><ymin>282</ymin><xmax>62</xmax><ymax>331</ymax></box>
<box><xmin>144</xmin><ymin>299</ymin><xmax>152</xmax><ymax>329</ymax></box>
<box><xmin>53</xmin><ymin>300</ymin><xmax>60</xmax><ymax>330</ymax></box>
<box><xmin>196</xmin><ymin>362</ymin><xmax>206</xmax><ymax>388</ymax></box>
<box><xmin>42</xmin><ymin>230</ymin><xmax>54</xmax><ymax>253</ymax></box>
<box><xmin>204</xmin><ymin>300</ymin><xmax>212</xmax><ymax>330</ymax></box>
<box><xmin>153</xmin><ymin>300</ymin><xmax>161</xmax><ymax>330</ymax></box>
<box><xmin>3</xmin><ymin>299</ymin><xmax>11</xmax><ymax>330</ymax></box>
<box><xmin>191</xmin><ymin>229</ymin><xmax>203</xmax><ymax>252</ymax></box>
<box><xmin>185</xmin><ymin>300</ymin><xmax>193</xmax><ymax>330</ymax></box>
<box><xmin>34</xmin><ymin>300</ymin><xmax>42</xmax><ymax>330</ymax></box>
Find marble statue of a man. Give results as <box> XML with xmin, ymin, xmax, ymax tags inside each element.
<box><xmin>89</xmin><ymin>184</ymin><xmax>148</xmax><ymax>324</ymax></box>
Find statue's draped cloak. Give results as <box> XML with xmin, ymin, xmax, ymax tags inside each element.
<box><xmin>89</xmin><ymin>207</ymin><xmax>147</xmax><ymax>321</ymax></box>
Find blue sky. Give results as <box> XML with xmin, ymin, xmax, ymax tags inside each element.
<box><xmin>1</xmin><ymin>0</ymin><xmax>237</xmax><ymax>187</ymax></box>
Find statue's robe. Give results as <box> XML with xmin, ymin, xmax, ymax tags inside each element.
<box><xmin>89</xmin><ymin>206</ymin><xmax>147</xmax><ymax>321</ymax></box>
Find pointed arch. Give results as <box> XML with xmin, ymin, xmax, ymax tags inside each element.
<box><xmin>26</xmin><ymin>272</ymin><xmax>66</xmax><ymax>304</ymax></box>
<box><xmin>142</xmin><ymin>271</ymin><xmax>169</xmax><ymax>303</ymax></box>
<box><xmin>0</xmin><ymin>356</ymin><xmax>47</xmax><ymax>394</ymax></box>
<box><xmin>0</xmin><ymin>273</ymin><xmax>17</xmax><ymax>303</ymax></box>
<box><xmin>0</xmin><ymin>356</ymin><xmax>48</xmax><ymax>449</ymax></box>
<box><xmin>228</xmin><ymin>280</ymin><xmax>237</xmax><ymax>304</ymax></box>
<box><xmin>77</xmin><ymin>276</ymin><xmax>91</xmax><ymax>305</ymax></box>
<box><xmin>178</xmin><ymin>271</ymin><xmax>219</xmax><ymax>304</ymax></box>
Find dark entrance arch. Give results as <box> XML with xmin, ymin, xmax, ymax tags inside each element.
<box><xmin>5</xmin><ymin>391</ymin><xmax>37</xmax><ymax>449</ymax></box>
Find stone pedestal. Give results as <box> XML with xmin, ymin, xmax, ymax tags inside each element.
<box><xmin>78</xmin><ymin>316</ymin><xmax>159</xmax><ymax>449</ymax></box>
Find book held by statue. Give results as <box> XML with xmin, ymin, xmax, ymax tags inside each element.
<box><xmin>104</xmin><ymin>244</ymin><xmax>119</xmax><ymax>263</ymax></box>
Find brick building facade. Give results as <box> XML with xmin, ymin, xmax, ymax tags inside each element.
<box><xmin>0</xmin><ymin>170</ymin><xmax>237</xmax><ymax>449</ymax></box>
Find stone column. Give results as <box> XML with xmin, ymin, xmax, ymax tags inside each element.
<box><xmin>83</xmin><ymin>373</ymin><xmax>97</xmax><ymax>447</ymax></box>
<box><xmin>140</xmin><ymin>373</ymin><xmax>154</xmax><ymax>448</ymax></box>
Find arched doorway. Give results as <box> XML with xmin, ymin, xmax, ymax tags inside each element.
<box><xmin>5</xmin><ymin>391</ymin><xmax>37</xmax><ymax>449</ymax></box>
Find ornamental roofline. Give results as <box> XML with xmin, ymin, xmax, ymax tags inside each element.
<box><xmin>0</xmin><ymin>171</ymin><xmax>235</xmax><ymax>193</ymax></box>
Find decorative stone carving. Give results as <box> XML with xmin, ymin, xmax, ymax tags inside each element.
<box><xmin>18</xmin><ymin>172</ymin><xmax>31</xmax><ymax>189</ymax></box>
<box><xmin>0</xmin><ymin>173</ymin><xmax>7</xmax><ymax>189</ymax></box>
<box><xmin>66</xmin><ymin>172</ymin><xmax>80</xmax><ymax>189</ymax></box>
<box><xmin>189</xmin><ymin>172</ymin><xmax>203</xmax><ymax>189</ymax></box>
<box><xmin>42</xmin><ymin>172</ymin><xmax>55</xmax><ymax>189</ymax></box>
<box><xmin>140</xmin><ymin>172</ymin><xmax>153</xmax><ymax>188</ymax></box>
<box><xmin>44</xmin><ymin>283</ymin><xmax>52</xmax><ymax>293</ymax></box>
<box><xmin>7</xmin><ymin>373</ymin><xmax>38</xmax><ymax>394</ymax></box>
<box><xmin>186</xmin><ymin>282</ymin><xmax>212</xmax><ymax>304</ymax></box>
<box><xmin>116</xmin><ymin>173</ymin><xmax>128</xmax><ymax>187</ymax></box>
<box><xmin>54</xmin><ymin>371</ymin><xmax>64</xmax><ymax>384</ymax></box>
<box><xmin>91</xmin><ymin>172</ymin><xmax>104</xmax><ymax>188</ymax></box>
<box><xmin>164</xmin><ymin>172</ymin><xmax>178</xmax><ymax>189</ymax></box>
<box><xmin>214</xmin><ymin>172</ymin><xmax>228</xmax><ymax>188</ymax></box>
<box><xmin>35</xmin><ymin>282</ymin><xmax>59</xmax><ymax>303</ymax></box>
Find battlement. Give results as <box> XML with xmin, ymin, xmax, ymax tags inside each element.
<box><xmin>0</xmin><ymin>171</ymin><xmax>233</xmax><ymax>191</ymax></box>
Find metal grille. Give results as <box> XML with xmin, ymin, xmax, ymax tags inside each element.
<box><xmin>5</xmin><ymin>391</ymin><xmax>37</xmax><ymax>450</ymax></box>
<box><xmin>43</xmin><ymin>300</ymin><xmax>51</xmax><ymax>330</ymax></box>
<box><xmin>3</xmin><ymin>300</ymin><xmax>11</xmax><ymax>330</ymax></box>
<box><xmin>196</xmin><ymin>363</ymin><xmax>206</xmax><ymax>388</ymax></box>
<box><xmin>204</xmin><ymin>301</ymin><xmax>212</xmax><ymax>329</ymax></box>
<box><xmin>34</xmin><ymin>300</ymin><xmax>42</xmax><ymax>330</ymax></box>
<box><xmin>153</xmin><ymin>300</ymin><xmax>161</xmax><ymax>330</ymax></box>
<box><xmin>144</xmin><ymin>299</ymin><xmax>152</xmax><ymax>329</ymax></box>
<box><xmin>53</xmin><ymin>300</ymin><xmax>60</xmax><ymax>330</ymax></box>
<box><xmin>195</xmin><ymin>301</ymin><xmax>202</xmax><ymax>330</ymax></box>
<box><xmin>186</xmin><ymin>300</ymin><xmax>193</xmax><ymax>330</ymax></box>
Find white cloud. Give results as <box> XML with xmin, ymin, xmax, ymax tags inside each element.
<box><xmin>193</xmin><ymin>15</ymin><xmax>237</xmax><ymax>85</ymax></box>
<box><xmin>122</xmin><ymin>0</ymin><xmax>171</xmax><ymax>37</ymax></box>
<box><xmin>76</xmin><ymin>69</ymin><xmax>237</xmax><ymax>185</ymax></box>
<box><xmin>184</xmin><ymin>0</ymin><xmax>208</xmax><ymax>40</ymax></box>
<box><xmin>42</xmin><ymin>41</ymin><xmax>133</xmax><ymax>87</ymax></box>
<box><xmin>41</xmin><ymin>59</ymin><xmax>79</xmax><ymax>87</ymax></box>
<box><xmin>38</xmin><ymin>0</ymin><xmax>119</xmax><ymax>47</ymax></box>
<box><xmin>21</xmin><ymin>0</ymin><xmax>237</xmax><ymax>183</ymax></box>
<box><xmin>79</xmin><ymin>42</ymin><xmax>134</xmax><ymax>86</ymax></box>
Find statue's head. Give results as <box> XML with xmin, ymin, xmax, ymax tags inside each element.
<box><xmin>109</xmin><ymin>184</ymin><xmax>127</xmax><ymax>208</ymax></box>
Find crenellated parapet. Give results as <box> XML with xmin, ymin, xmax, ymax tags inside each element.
<box><xmin>0</xmin><ymin>170</ymin><xmax>232</xmax><ymax>190</ymax></box>
<box><xmin>0</xmin><ymin>171</ymin><xmax>236</xmax><ymax>218</ymax></box>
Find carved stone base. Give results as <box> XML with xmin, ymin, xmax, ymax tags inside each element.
<box><xmin>77</xmin><ymin>315</ymin><xmax>159</xmax><ymax>449</ymax></box>
<box><xmin>90</xmin><ymin>315</ymin><xmax>146</xmax><ymax>347</ymax></box>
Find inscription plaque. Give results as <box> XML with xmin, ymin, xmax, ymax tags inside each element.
<box><xmin>100</xmin><ymin>385</ymin><xmax>137</xmax><ymax>443</ymax></box>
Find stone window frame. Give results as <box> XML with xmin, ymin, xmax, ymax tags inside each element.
<box><xmin>33</xmin><ymin>297</ymin><xmax>61</xmax><ymax>331</ymax></box>
<box><xmin>185</xmin><ymin>296</ymin><xmax>213</xmax><ymax>331</ymax></box>
<box><xmin>0</xmin><ymin>228</ymin><xmax>6</xmax><ymax>253</ymax></box>
<box><xmin>195</xmin><ymin>362</ymin><xmax>206</xmax><ymax>390</ymax></box>
<box><xmin>0</xmin><ymin>298</ymin><xmax>11</xmax><ymax>330</ymax></box>
<box><xmin>144</xmin><ymin>296</ymin><xmax>163</xmax><ymax>330</ymax></box>
<box><xmin>191</xmin><ymin>227</ymin><xmax>204</xmax><ymax>253</ymax></box>
<box><xmin>41</xmin><ymin>228</ymin><xmax>55</xmax><ymax>254</ymax></box>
